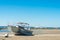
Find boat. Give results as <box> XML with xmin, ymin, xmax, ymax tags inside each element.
<box><xmin>8</xmin><ymin>22</ymin><xmax>33</xmax><ymax>36</ymax></box>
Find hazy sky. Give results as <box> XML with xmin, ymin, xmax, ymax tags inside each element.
<box><xmin>0</xmin><ymin>0</ymin><xmax>60</xmax><ymax>27</ymax></box>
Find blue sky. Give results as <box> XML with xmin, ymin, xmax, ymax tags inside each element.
<box><xmin>0</xmin><ymin>0</ymin><xmax>60</xmax><ymax>27</ymax></box>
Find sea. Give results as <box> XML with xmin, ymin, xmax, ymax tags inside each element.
<box><xmin>0</xmin><ymin>26</ymin><xmax>60</xmax><ymax>32</ymax></box>
<box><xmin>0</xmin><ymin>26</ymin><xmax>10</xmax><ymax>32</ymax></box>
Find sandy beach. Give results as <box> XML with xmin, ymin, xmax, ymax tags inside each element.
<box><xmin>0</xmin><ymin>34</ymin><xmax>60</xmax><ymax>40</ymax></box>
<box><xmin>0</xmin><ymin>29</ymin><xmax>60</xmax><ymax>40</ymax></box>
